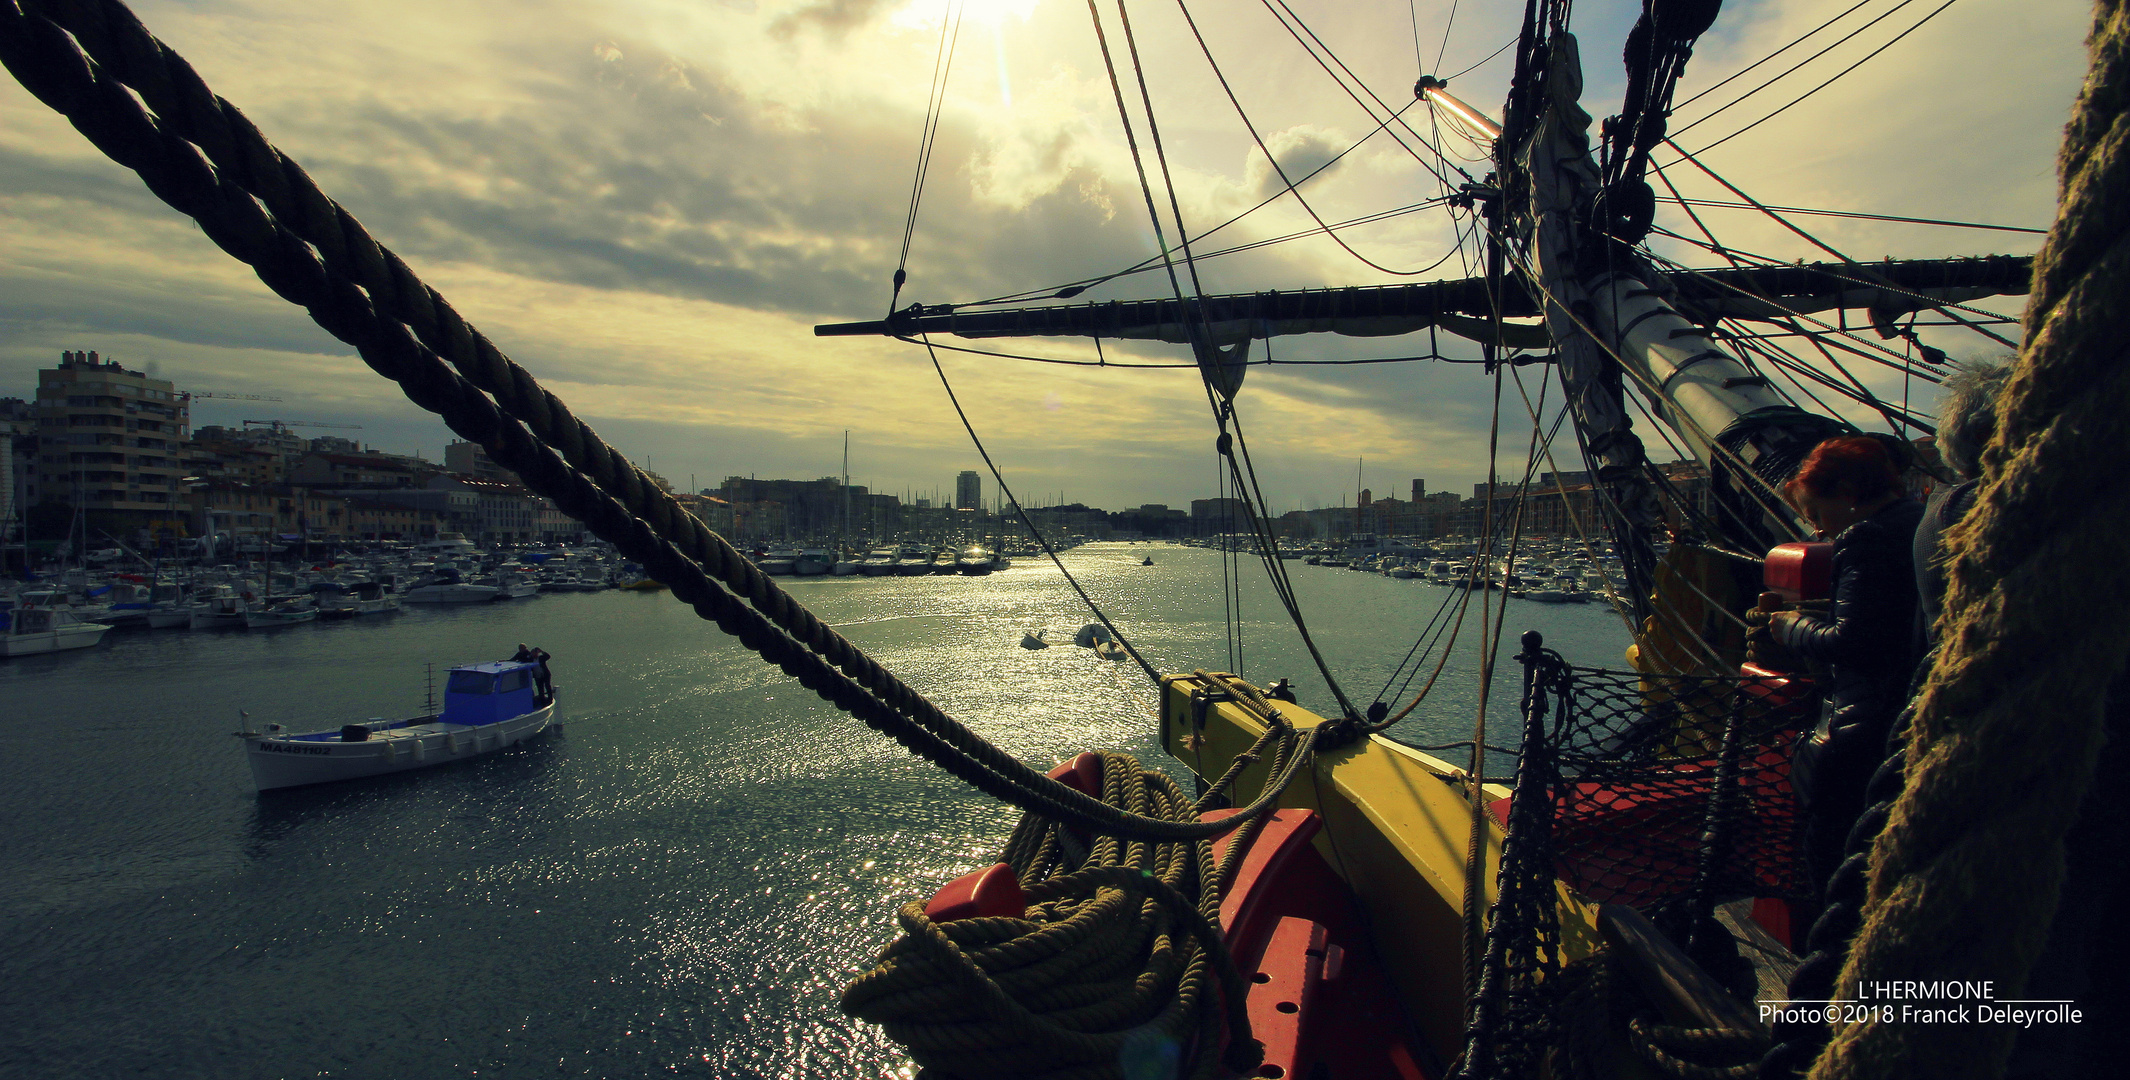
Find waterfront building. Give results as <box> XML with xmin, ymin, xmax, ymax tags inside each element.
<box><xmin>342</xmin><ymin>496</ymin><xmax>444</xmax><ymax>540</ymax></box>
<box><xmin>1189</xmin><ymin>497</ymin><xmax>1248</xmax><ymax>531</ymax></box>
<box><xmin>30</xmin><ymin>351</ymin><xmax>190</xmax><ymax>537</ymax></box>
<box><xmin>679</xmin><ymin>493</ymin><xmax>735</xmax><ymax>535</ymax></box>
<box><xmin>720</xmin><ymin>476</ymin><xmax>879</xmax><ymax>537</ymax></box>
<box><xmin>955</xmin><ymin>470</ymin><xmax>980</xmax><ymax>511</ymax></box>
<box><xmin>287</xmin><ymin>452</ymin><xmax>427</xmax><ymax>488</ymax></box>
<box><xmin>186</xmin><ymin>437</ymin><xmax>287</xmax><ymax>485</ymax></box>
<box><xmin>445</xmin><ymin>440</ymin><xmax>519</xmax><ymax>484</ymax></box>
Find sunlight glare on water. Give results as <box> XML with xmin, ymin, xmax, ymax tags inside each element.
<box><xmin>0</xmin><ymin>541</ymin><xmax>1627</xmax><ymax>1077</ymax></box>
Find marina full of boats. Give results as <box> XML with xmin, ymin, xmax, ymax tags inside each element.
<box><xmin>0</xmin><ymin>532</ymin><xmax>1076</xmax><ymax>658</ymax></box>
<box><xmin>1179</xmin><ymin>531</ymin><xmax>1631</xmax><ymax>605</ymax></box>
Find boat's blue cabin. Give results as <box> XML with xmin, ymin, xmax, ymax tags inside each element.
<box><xmin>442</xmin><ymin>661</ymin><xmax>543</xmax><ymax>725</ymax></box>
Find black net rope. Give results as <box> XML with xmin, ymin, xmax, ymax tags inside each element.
<box><xmin>1457</xmin><ymin>635</ymin><xmax>1818</xmax><ymax>1078</ymax></box>
<box><xmin>1543</xmin><ymin>659</ymin><xmax>1816</xmax><ymax>919</ymax></box>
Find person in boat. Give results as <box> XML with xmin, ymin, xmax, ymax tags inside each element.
<box><xmin>1913</xmin><ymin>360</ymin><xmax>2012</xmax><ymax>649</ymax></box>
<box><xmin>510</xmin><ymin>643</ymin><xmax>554</xmax><ymax>703</ymax></box>
<box><xmin>1765</xmin><ymin>435</ymin><xmax>1926</xmax><ymax>894</ymax></box>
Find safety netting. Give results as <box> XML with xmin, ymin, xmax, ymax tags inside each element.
<box><xmin>1538</xmin><ymin>660</ymin><xmax>1817</xmax><ymax>915</ymax></box>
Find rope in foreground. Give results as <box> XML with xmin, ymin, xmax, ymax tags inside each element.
<box><xmin>1813</xmin><ymin>3</ymin><xmax>2130</xmax><ymax>1077</ymax></box>
<box><xmin>843</xmin><ymin>747</ymin><xmax>1284</xmax><ymax>1079</ymax></box>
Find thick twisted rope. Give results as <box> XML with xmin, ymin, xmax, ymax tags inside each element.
<box><xmin>0</xmin><ymin>0</ymin><xmax>1320</xmax><ymax>843</ymax></box>
<box><xmin>1809</xmin><ymin>3</ymin><xmax>2130</xmax><ymax>1077</ymax></box>
<box><xmin>1760</xmin><ymin>714</ymin><xmax>1913</xmax><ymax>1077</ymax></box>
<box><xmin>5</xmin><ymin>0</ymin><xmax>1212</xmax><ymax>836</ymax></box>
<box><xmin>841</xmin><ymin>752</ymin><xmax>1267</xmax><ymax>1079</ymax></box>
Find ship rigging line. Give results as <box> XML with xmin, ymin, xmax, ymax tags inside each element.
<box><xmin>1377</xmin><ymin>384</ymin><xmax>1576</xmax><ymax>729</ymax></box>
<box><xmin>1640</xmin><ymin>153</ymin><xmax>2005</xmax><ymax>372</ymax></box>
<box><xmin>1669</xmin><ymin>0</ymin><xmax>1876</xmax><ymax>114</ymax></box>
<box><xmin>1176</xmin><ymin>0</ymin><xmax>1449</xmax><ymax>274</ymax></box>
<box><xmin>1634</xmin><ymin>211</ymin><xmax>1937</xmax><ymax>431</ymax></box>
<box><xmin>1644</xmin><ymin>227</ymin><xmax>1969</xmax><ymax>384</ymax></box>
<box><xmin>1444</xmin><ymin>36</ymin><xmax>1517</xmax><ymax>82</ymax></box>
<box><xmin>1653</xmin><ymin>196</ymin><xmax>2044</xmax><ymax>235</ymax></box>
<box><xmin>1491</xmin><ymin>240</ymin><xmax>1811</xmax><ymax>539</ymax></box>
<box><xmin>917</xmin><ymin>334</ymin><xmax>1164</xmax><ymax>686</ymax></box>
<box><xmin>1644</xmin><ymin>216</ymin><xmax>2017</xmax><ymax>348</ymax></box>
<box><xmin>892</xmin><ymin>0</ymin><xmax>967</xmax><ymax>311</ymax></box>
<box><xmin>1659</xmin><ymin>140</ymin><xmax>2018</xmax><ymax>352</ymax></box>
<box><xmin>1258</xmin><ymin>0</ymin><xmax>1478</xmax><ymax>186</ymax></box>
<box><xmin>1434</xmin><ymin>0</ymin><xmax>1460</xmax><ymax>73</ymax></box>
<box><xmin>1090</xmin><ymin>0</ymin><xmax>1364</xmax><ymax>721</ymax></box>
<box><xmin>957</xmin><ymin>100</ymin><xmax>1432</xmax><ymax>309</ymax></box>
<box><xmin>0</xmin><ymin>0</ymin><xmax>1321</xmax><ymax>844</ymax></box>
<box><xmin>1667</xmin><ymin>0</ymin><xmax>1927</xmax><ymax>141</ymax></box>
<box><xmin>1677</xmin><ymin>0</ymin><xmax>1964</xmax><ymax>157</ymax></box>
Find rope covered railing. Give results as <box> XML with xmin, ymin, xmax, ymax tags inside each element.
<box><xmin>0</xmin><ymin>0</ymin><xmax>1314</xmax><ymax>844</ymax></box>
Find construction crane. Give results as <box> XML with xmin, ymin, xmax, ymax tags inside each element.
<box><xmin>242</xmin><ymin>419</ymin><xmax>363</xmax><ymax>433</ymax></box>
<box><xmin>186</xmin><ymin>390</ymin><xmax>284</xmax><ymax>402</ymax></box>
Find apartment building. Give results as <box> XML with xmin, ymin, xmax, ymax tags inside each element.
<box><xmin>30</xmin><ymin>351</ymin><xmax>189</xmax><ymax>532</ymax></box>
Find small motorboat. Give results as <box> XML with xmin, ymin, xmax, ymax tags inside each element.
<box><xmin>1073</xmin><ymin>622</ymin><xmax>1113</xmax><ymax>648</ymax></box>
<box><xmin>403</xmin><ymin>566</ymin><xmax>501</xmax><ymax>603</ymax></box>
<box><xmin>188</xmin><ymin>585</ymin><xmax>250</xmax><ymax>629</ymax></box>
<box><xmin>1</xmin><ymin>596</ymin><xmax>112</xmax><ymax>657</ymax></box>
<box><xmin>244</xmin><ymin>596</ymin><xmax>319</xmax><ymax>628</ymax></box>
<box><xmin>1021</xmin><ymin>629</ymin><xmax>1048</xmax><ymax>650</ymax></box>
<box><xmin>242</xmin><ymin>654</ymin><xmax>557</xmax><ymax>791</ymax></box>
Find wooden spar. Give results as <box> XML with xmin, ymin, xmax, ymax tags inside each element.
<box><xmin>812</xmin><ymin>257</ymin><xmax>2027</xmax><ymax>346</ymax></box>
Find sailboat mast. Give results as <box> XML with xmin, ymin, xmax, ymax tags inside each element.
<box><xmin>1491</xmin><ymin>22</ymin><xmax>1844</xmax><ymax>575</ymax></box>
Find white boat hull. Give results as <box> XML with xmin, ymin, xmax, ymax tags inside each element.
<box><xmin>0</xmin><ymin>623</ymin><xmax>110</xmax><ymax>656</ymax></box>
<box><xmin>402</xmin><ymin>583</ymin><xmax>500</xmax><ymax>603</ymax></box>
<box><xmin>245</xmin><ymin>608</ymin><xmax>319</xmax><ymax>628</ymax></box>
<box><xmin>246</xmin><ymin>702</ymin><xmax>556</xmax><ymax>791</ymax></box>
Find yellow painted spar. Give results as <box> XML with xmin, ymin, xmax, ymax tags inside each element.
<box><xmin>1159</xmin><ymin>671</ymin><xmax>1603</xmax><ymax>1065</ymax></box>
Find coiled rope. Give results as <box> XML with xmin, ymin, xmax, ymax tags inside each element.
<box><xmin>841</xmin><ymin>745</ymin><xmax>1284</xmax><ymax>1079</ymax></box>
<box><xmin>1811</xmin><ymin>3</ymin><xmax>2130</xmax><ymax>1077</ymax></box>
<box><xmin>0</xmin><ymin>0</ymin><xmax>1307</xmax><ymax>844</ymax></box>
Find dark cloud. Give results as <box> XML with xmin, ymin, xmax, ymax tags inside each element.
<box><xmin>1247</xmin><ymin>128</ymin><xmax>1348</xmax><ymax>199</ymax></box>
<box><xmin>768</xmin><ymin>0</ymin><xmax>895</xmax><ymax>41</ymax></box>
<box><xmin>235</xmin><ymin>32</ymin><xmax>1195</xmax><ymax>331</ymax></box>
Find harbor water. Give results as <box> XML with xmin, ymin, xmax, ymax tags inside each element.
<box><xmin>0</xmin><ymin>542</ymin><xmax>1630</xmax><ymax>1078</ymax></box>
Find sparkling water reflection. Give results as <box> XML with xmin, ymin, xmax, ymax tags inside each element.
<box><xmin>0</xmin><ymin>542</ymin><xmax>1627</xmax><ymax>1077</ymax></box>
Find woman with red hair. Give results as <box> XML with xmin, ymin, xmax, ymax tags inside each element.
<box><xmin>1770</xmin><ymin>434</ymin><xmax>1926</xmax><ymax>896</ymax></box>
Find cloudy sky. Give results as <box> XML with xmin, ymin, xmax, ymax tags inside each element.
<box><xmin>0</xmin><ymin>0</ymin><xmax>2086</xmax><ymax>512</ymax></box>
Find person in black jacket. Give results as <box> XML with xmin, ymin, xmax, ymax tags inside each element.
<box><xmin>510</xmin><ymin>643</ymin><xmax>554</xmax><ymax>703</ymax></box>
<box><xmin>1768</xmin><ymin>435</ymin><xmax>1925</xmax><ymax>895</ymax></box>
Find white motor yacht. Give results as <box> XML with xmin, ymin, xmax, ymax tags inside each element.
<box><xmin>402</xmin><ymin>567</ymin><xmax>500</xmax><ymax>603</ymax></box>
<box><xmin>1</xmin><ymin>596</ymin><xmax>111</xmax><ymax>657</ymax></box>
